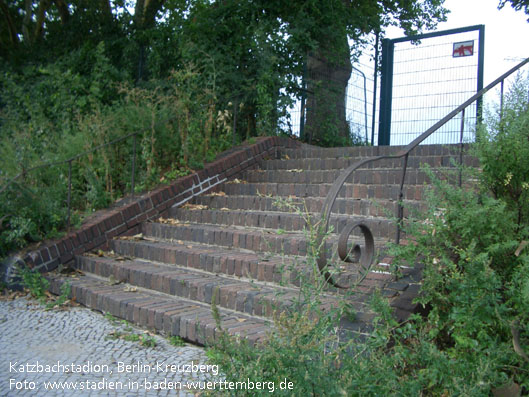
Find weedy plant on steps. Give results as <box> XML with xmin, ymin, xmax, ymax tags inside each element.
<box><xmin>207</xmin><ymin>197</ymin><xmax>376</xmax><ymax>397</ymax></box>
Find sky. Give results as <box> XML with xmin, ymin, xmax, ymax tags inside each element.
<box><xmin>386</xmin><ymin>0</ymin><xmax>529</xmax><ymax>85</ymax></box>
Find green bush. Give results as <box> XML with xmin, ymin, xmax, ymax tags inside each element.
<box><xmin>476</xmin><ymin>76</ymin><xmax>529</xmax><ymax>228</ymax></box>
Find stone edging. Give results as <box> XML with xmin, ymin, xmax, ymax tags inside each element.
<box><xmin>16</xmin><ymin>136</ymin><xmax>300</xmax><ymax>276</ymax></box>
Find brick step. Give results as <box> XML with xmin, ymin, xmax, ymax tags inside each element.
<box><xmin>110</xmin><ymin>237</ymin><xmax>308</xmax><ymax>287</ymax></box>
<box><xmin>216</xmin><ymin>181</ymin><xmax>426</xmax><ymax>201</ymax></box>
<box><xmin>240</xmin><ymin>167</ymin><xmax>457</xmax><ymax>185</ymax></box>
<box><xmin>74</xmin><ymin>255</ymin><xmax>367</xmax><ymax>321</ymax></box>
<box><xmin>261</xmin><ymin>155</ymin><xmax>476</xmax><ymax>171</ymax></box>
<box><xmin>48</xmin><ymin>273</ymin><xmax>271</xmax><ymax>346</ymax></box>
<box><xmin>141</xmin><ymin>221</ymin><xmax>392</xmax><ymax>257</ymax></box>
<box><xmin>278</xmin><ymin>144</ymin><xmax>469</xmax><ymax>160</ymax></box>
<box><xmin>190</xmin><ymin>194</ymin><xmax>426</xmax><ymax>218</ymax></box>
<box><xmin>169</xmin><ymin>208</ymin><xmax>396</xmax><ymax>239</ymax></box>
<box><xmin>109</xmin><ymin>237</ymin><xmax>393</xmax><ymax>291</ymax></box>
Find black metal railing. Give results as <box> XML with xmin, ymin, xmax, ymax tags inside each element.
<box><xmin>317</xmin><ymin>56</ymin><xmax>529</xmax><ymax>289</ymax></box>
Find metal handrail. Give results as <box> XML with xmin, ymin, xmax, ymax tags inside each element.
<box><xmin>0</xmin><ymin>131</ymin><xmax>140</xmax><ymax>230</ymax></box>
<box><xmin>317</xmin><ymin>56</ymin><xmax>529</xmax><ymax>289</ymax></box>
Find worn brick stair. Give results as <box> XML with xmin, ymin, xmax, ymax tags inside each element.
<box><xmin>48</xmin><ymin>142</ymin><xmax>475</xmax><ymax>347</ymax></box>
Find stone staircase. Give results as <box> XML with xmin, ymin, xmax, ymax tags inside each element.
<box><xmin>48</xmin><ymin>142</ymin><xmax>476</xmax><ymax>346</ymax></box>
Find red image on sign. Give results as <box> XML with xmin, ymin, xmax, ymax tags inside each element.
<box><xmin>453</xmin><ymin>40</ymin><xmax>474</xmax><ymax>57</ymax></box>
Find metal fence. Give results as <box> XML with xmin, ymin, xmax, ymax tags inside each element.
<box><xmin>378</xmin><ymin>25</ymin><xmax>485</xmax><ymax>146</ymax></box>
<box><xmin>283</xmin><ymin>26</ymin><xmax>491</xmax><ymax>147</ymax></box>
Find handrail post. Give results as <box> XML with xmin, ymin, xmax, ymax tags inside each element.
<box><xmin>459</xmin><ymin>108</ymin><xmax>466</xmax><ymax>187</ymax></box>
<box><xmin>396</xmin><ymin>153</ymin><xmax>409</xmax><ymax>245</ymax></box>
<box><xmin>131</xmin><ymin>133</ymin><xmax>137</xmax><ymax>198</ymax></box>
<box><xmin>67</xmin><ymin>160</ymin><xmax>72</xmax><ymax>231</ymax></box>
<box><xmin>500</xmin><ymin>79</ymin><xmax>505</xmax><ymax>122</ymax></box>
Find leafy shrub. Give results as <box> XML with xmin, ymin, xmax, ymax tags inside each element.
<box><xmin>476</xmin><ymin>76</ymin><xmax>529</xmax><ymax>228</ymax></box>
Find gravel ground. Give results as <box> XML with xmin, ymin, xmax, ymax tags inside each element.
<box><xmin>0</xmin><ymin>295</ymin><xmax>216</xmax><ymax>396</ymax></box>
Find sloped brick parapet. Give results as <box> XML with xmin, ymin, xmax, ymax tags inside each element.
<box><xmin>8</xmin><ymin>136</ymin><xmax>300</xmax><ymax>278</ymax></box>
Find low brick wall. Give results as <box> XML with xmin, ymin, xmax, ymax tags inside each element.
<box><xmin>20</xmin><ymin>136</ymin><xmax>300</xmax><ymax>274</ymax></box>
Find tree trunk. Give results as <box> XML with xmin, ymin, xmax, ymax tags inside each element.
<box><xmin>0</xmin><ymin>0</ymin><xmax>19</xmax><ymax>45</ymax></box>
<box><xmin>22</xmin><ymin>0</ymin><xmax>32</xmax><ymax>42</ymax></box>
<box><xmin>34</xmin><ymin>0</ymin><xmax>51</xmax><ymax>42</ymax></box>
<box><xmin>133</xmin><ymin>0</ymin><xmax>166</xmax><ymax>81</ymax></box>
<box><xmin>304</xmin><ymin>32</ymin><xmax>352</xmax><ymax>146</ymax></box>
<box><xmin>53</xmin><ymin>0</ymin><xmax>70</xmax><ymax>25</ymax></box>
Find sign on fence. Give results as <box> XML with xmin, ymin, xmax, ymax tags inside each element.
<box><xmin>453</xmin><ymin>41</ymin><xmax>474</xmax><ymax>58</ymax></box>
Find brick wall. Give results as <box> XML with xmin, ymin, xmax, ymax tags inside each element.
<box><xmin>20</xmin><ymin>136</ymin><xmax>300</xmax><ymax>274</ymax></box>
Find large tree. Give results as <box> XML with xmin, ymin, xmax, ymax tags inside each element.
<box><xmin>270</xmin><ymin>0</ymin><xmax>449</xmax><ymax>145</ymax></box>
<box><xmin>1</xmin><ymin>0</ymin><xmax>449</xmax><ymax>144</ymax></box>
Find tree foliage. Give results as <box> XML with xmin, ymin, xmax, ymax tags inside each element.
<box><xmin>499</xmin><ymin>0</ymin><xmax>529</xmax><ymax>20</ymax></box>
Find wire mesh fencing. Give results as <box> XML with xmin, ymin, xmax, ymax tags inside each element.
<box><xmin>378</xmin><ymin>25</ymin><xmax>485</xmax><ymax>146</ymax></box>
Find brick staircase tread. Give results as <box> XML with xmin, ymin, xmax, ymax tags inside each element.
<box><xmin>218</xmin><ymin>181</ymin><xmax>431</xmax><ymax>201</ymax></box>
<box><xmin>170</xmin><ymin>207</ymin><xmax>394</xmax><ymax>224</ymax></box>
<box><xmin>75</xmin><ymin>254</ymin><xmax>367</xmax><ymax>318</ymax></box>
<box><xmin>260</xmin><ymin>157</ymin><xmax>475</xmax><ymax>170</ymax></box>
<box><xmin>240</xmin><ymin>168</ymin><xmax>456</xmax><ymax>184</ymax></box>
<box><xmin>141</xmin><ymin>220</ymin><xmax>391</xmax><ymax>250</ymax></box>
<box><xmin>166</xmin><ymin>208</ymin><xmax>399</xmax><ymax>240</ymax></box>
<box><xmin>112</xmin><ymin>233</ymin><xmax>304</xmax><ymax>265</ymax></box>
<box><xmin>107</xmin><ymin>237</ymin><xmax>394</xmax><ymax>296</ymax></box>
<box><xmin>277</xmin><ymin>144</ymin><xmax>468</xmax><ymax>158</ymax></box>
<box><xmin>48</xmin><ymin>273</ymin><xmax>272</xmax><ymax>345</ymax></box>
<box><xmin>190</xmin><ymin>194</ymin><xmax>424</xmax><ymax>218</ymax></box>
<box><xmin>224</xmin><ymin>181</ymin><xmax>431</xmax><ymax>188</ymax></box>
<box><xmin>197</xmin><ymin>193</ymin><xmax>420</xmax><ymax>203</ymax></box>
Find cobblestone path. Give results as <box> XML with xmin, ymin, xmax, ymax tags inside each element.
<box><xmin>0</xmin><ymin>297</ymin><xmax>214</xmax><ymax>396</ymax></box>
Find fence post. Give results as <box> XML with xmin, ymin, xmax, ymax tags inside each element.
<box><xmin>131</xmin><ymin>133</ymin><xmax>136</xmax><ymax>197</ymax></box>
<box><xmin>67</xmin><ymin>160</ymin><xmax>72</xmax><ymax>231</ymax></box>
<box><xmin>300</xmin><ymin>62</ymin><xmax>307</xmax><ymax>141</ymax></box>
<box><xmin>378</xmin><ymin>38</ymin><xmax>394</xmax><ymax>146</ymax></box>
<box><xmin>500</xmin><ymin>79</ymin><xmax>505</xmax><ymax>122</ymax></box>
<box><xmin>232</xmin><ymin>100</ymin><xmax>238</xmax><ymax>146</ymax></box>
<box><xmin>459</xmin><ymin>108</ymin><xmax>466</xmax><ymax>187</ymax></box>
<box><xmin>371</xmin><ymin>32</ymin><xmax>380</xmax><ymax>146</ymax></box>
<box><xmin>396</xmin><ymin>153</ymin><xmax>409</xmax><ymax>244</ymax></box>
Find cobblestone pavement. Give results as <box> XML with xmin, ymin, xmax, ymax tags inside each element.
<box><xmin>0</xmin><ymin>296</ymin><xmax>216</xmax><ymax>396</ymax></box>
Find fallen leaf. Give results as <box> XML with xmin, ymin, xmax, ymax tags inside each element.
<box><xmin>157</xmin><ymin>218</ymin><xmax>181</xmax><ymax>225</ymax></box>
<box><xmin>208</xmin><ymin>191</ymin><xmax>226</xmax><ymax>197</ymax></box>
<box><xmin>227</xmin><ymin>178</ymin><xmax>247</xmax><ymax>184</ymax></box>
<box><xmin>181</xmin><ymin>203</ymin><xmax>208</xmax><ymax>210</ymax></box>
<box><xmin>117</xmin><ymin>234</ymin><xmax>143</xmax><ymax>241</ymax></box>
<box><xmin>108</xmin><ymin>275</ymin><xmax>121</xmax><ymax>285</ymax></box>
